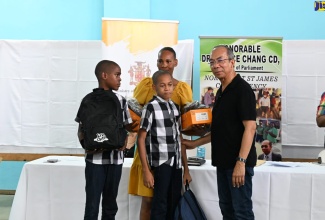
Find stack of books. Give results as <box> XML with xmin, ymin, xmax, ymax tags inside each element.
<box><xmin>187</xmin><ymin>156</ymin><xmax>206</xmax><ymax>166</ymax></box>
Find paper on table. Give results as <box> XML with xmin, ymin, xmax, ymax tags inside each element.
<box><xmin>256</xmin><ymin>160</ymin><xmax>266</xmax><ymax>167</ymax></box>
<box><xmin>267</xmin><ymin>161</ymin><xmax>302</xmax><ymax>167</ymax></box>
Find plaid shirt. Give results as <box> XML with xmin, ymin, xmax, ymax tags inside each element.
<box><xmin>140</xmin><ymin>96</ymin><xmax>182</xmax><ymax>168</ymax></box>
<box><xmin>76</xmin><ymin>89</ymin><xmax>132</xmax><ymax>165</ymax></box>
<box><xmin>317</xmin><ymin>92</ymin><xmax>325</xmax><ymax>116</ymax></box>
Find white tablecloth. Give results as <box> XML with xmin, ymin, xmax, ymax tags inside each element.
<box><xmin>9</xmin><ymin>156</ymin><xmax>325</xmax><ymax>220</ymax></box>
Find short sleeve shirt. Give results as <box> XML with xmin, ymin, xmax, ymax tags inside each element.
<box><xmin>140</xmin><ymin>96</ymin><xmax>182</xmax><ymax>168</ymax></box>
<box><xmin>211</xmin><ymin>74</ymin><xmax>257</xmax><ymax>168</ymax></box>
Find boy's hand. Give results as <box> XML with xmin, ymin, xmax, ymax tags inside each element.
<box><xmin>183</xmin><ymin>169</ymin><xmax>192</xmax><ymax>185</ymax></box>
<box><xmin>182</xmin><ymin>139</ymin><xmax>197</xmax><ymax>150</ymax></box>
<box><xmin>232</xmin><ymin>161</ymin><xmax>245</xmax><ymax>188</ymax></box>
<box><xmin>143</xmin><ymin>170</ymin><xmax>154</xmax><ymax>189</ymax></box>
<box><xmin>125</xmin><ymin>120</ymin><xmax>140</xmax><ymax>132</ymax></box>
<box><xmin>126</xmin><ymin>132</ymin><xmax>137</xmax><ymax>149</ymax></box>
<box><xmin>118</xmin><ymin>146</ymin><xmax>126</xmax><ymax>151</ymax></box>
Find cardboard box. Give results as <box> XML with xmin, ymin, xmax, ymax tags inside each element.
<box><xmin>181</xmin><ymin>108</ymin><xmax>212</xmax><ymax>131</ymax></box>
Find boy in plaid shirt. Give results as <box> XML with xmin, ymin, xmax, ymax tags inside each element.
<box><xmin>137</xmin><ymin>70</ymin><xmax>191</xmax><ymax>220</ymax></box>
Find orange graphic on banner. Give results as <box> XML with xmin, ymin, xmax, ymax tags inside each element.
<box><xmin>102</xmin><ymin>19</ymin><xmax>178</xmax><ymax>54</ymax></box>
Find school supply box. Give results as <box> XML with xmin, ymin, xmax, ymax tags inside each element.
<box><xmin>181</xmin><ymin>108</ymin><xmax>212</xmax><ymax>131</ymax></box>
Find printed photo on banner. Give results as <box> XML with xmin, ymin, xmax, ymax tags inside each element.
<box><xmin>199</xmin><ymin>37</ymin><xmax>282</xmax><ymax>158</ymax></box>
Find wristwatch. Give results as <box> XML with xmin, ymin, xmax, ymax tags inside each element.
<box><xmin>236</xmin><ymin>157</ymin><xmax>247</xmax><ymax>163</ymax></box>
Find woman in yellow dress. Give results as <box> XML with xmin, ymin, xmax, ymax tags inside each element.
<box><xmin>128</xmin><ymin>47</ymin><xmax>193</xmax><ymax>220</ymax></box>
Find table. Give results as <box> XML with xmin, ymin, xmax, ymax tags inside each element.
<box><xmin>9</xmin><ymin>156</ymin><xmax>325</xmax><ymax>220</ymax></box>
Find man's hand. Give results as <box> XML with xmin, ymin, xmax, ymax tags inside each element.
<box><xmin>232</xmin><ymin>161</ymin><xmax>245</xmax><ymax>188</ymax></box>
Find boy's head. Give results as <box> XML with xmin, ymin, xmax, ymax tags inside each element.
<box><xmin>95</xmin><ymin>60</ymin><xmax>121</xmax><ymax>91</ymax></box>
<box><xmin>157</xmin><ymin>47</ymin><xmax>178</xmax><ymax>75</ymax></box>
<box><xmin>152</xmin><ymin>70</ymin><xmax>173</xmax><ymax>101</ymax></box>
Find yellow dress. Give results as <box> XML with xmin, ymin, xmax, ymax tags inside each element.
<box><xmin>128</xmin><ymin>77</ymin><xmax>193</xmax><ymax>197</ymax></box>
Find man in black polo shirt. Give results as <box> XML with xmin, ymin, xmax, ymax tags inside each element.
<box><xmin>183</xmin><ymin>45</ymin><xmax>256</xmax><ymax>219</ymax></box>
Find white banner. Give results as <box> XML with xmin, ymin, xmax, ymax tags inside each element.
<box><xmin>101</xmin><ymin>18</ymin><xmax>193</xmax><ymax>98</ymax></box>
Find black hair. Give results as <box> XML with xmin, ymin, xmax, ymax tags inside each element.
<box><xmin>152</xmin><ymin>70</ymin><xmax>172</xmax><ymax>85</ymax></box>
<box><xmin>94</xmin><ymin>60</ymin><xmax>119</xmax><ymax>81</ymax></box>
<box><xmin>158</xmin><ymin>47</ymin><xmax>177</xmax><ymax>59</ymax></box>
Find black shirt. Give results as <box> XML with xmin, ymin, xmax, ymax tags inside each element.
<box><xmin>211</xmin><ymin>74</ymin><xmax>257</xmax><ymax>168</ymax></box>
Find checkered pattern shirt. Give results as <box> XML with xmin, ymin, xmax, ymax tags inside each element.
<box><xmin>140</xmin><ymin>96</ymin><xmax>182</xmax><ymax>168</ymax></box>
<box><xmin>317</xmin><ymin>92</ymin><xmax>325</xmax><ymax>116</ymax></box>
<box><xmin>76</xmin><ymin>89</ymin><xmax>132</xmax><ymax>165</ymax></box>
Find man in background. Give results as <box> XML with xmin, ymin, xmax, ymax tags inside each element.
<box><xmin>255</xmin><ymin>120</ymin><xmax>264</xmax><ymax>143</ymax></box>
<box><xmin>258</xmin><ymin>140</ymin><xmax>282</xmax><ymax>161</ymax></box>
<box><xmin>259</xmin><ymin>91</ymin><xmax>270</xmax><ymax>118</ymax></box>
<box><xmin>266</xmin><ymin>122</ymin><xmax>277</xmax><ymax>144</ymax></box>
<box><xmin>203</xmin><ymin>87</ymin><xmax>214</xmax><ymax>107</ymax></box>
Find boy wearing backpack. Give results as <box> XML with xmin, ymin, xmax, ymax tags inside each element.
<box><xmin>75</xmin><ymin>60</ymin><xmax>133</xmax><ymax>220</ymax></box>
<box><xmin>137</xmin><ymin>70</ymin><xmax>191</xmax><ymax>220</ymax></box>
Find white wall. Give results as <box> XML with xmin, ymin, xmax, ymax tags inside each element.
<box><xmin>0</xmin><ymin>40</ymin><xmax>324</xmax><ymax>159</ymax></box>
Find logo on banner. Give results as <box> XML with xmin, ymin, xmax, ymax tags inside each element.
<box><xmin>315</xmin><ymin>1</ymin><xmax>325</xmax><ymax>11</ymax></box>
<box><xmin>128</xmin><ymin>61</ymin><xmax>152</xmax><ymax>85</ymax></box>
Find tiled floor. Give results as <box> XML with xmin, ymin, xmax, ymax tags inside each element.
<box><xmin>0</xmin><ymin>194</ymin><xmax>14</xmax><ymax>220</ymax></box>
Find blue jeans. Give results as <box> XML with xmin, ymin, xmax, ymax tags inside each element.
<box><xmin>217</xmin><ymin>166</ymin><xmax>254</xmax><ymax>220</ymax></box>
<box><xmin>84</xmin><ymin>160</ymin><xmax>122</xmax><ymax>220</ymax></box>
<box><xmin>151</xmin><ymin>163</ymin><xmax>182</xmax><ymax>220</ymax></box>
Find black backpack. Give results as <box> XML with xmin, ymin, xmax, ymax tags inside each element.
<box><xmin>174</xmin><ymin>182</ymin><xmax>207</xmax><ymax>220</ymax></box>
<box><xmin>79</xmin><ymin>88</ymin><xmax>127</xmax><ymax>152</ymax></box>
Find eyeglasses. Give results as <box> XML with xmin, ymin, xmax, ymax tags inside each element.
<box><xmin>261</xmin><ymin>145</ymin><xmax>269</xmax><ymax>148</ymax></box>
<box><xmin>209</xmin><ymin>58</ymin><xmax>230</xmax><ymax>66</ymax></box>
